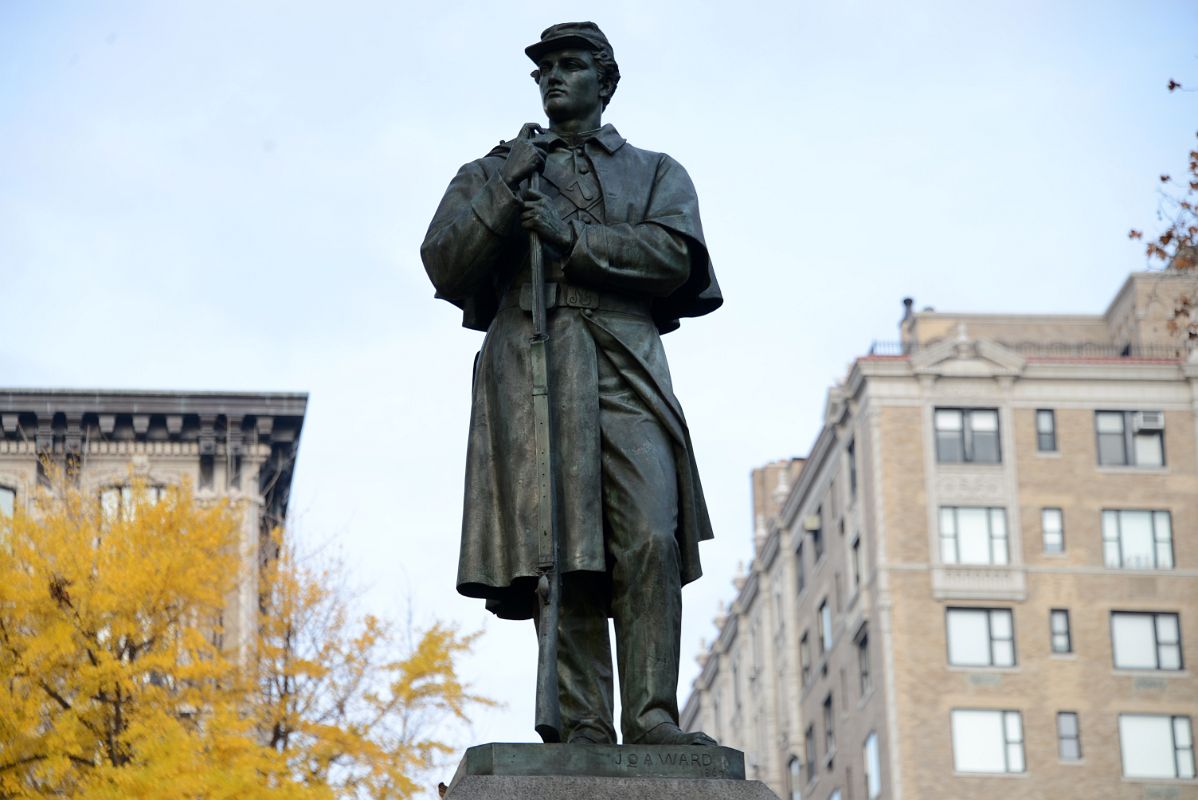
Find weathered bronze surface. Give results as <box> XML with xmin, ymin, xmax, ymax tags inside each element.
<box><xmin>450</xmin><ymin>743</ymin><xmax>745</xmax><ymax>789</ymax></box>
<box><xmin>421</xmin><ymin>21</ymin><xmax>721</xmax><ymax>746</ymax></box>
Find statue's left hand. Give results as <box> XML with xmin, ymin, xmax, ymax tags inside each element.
<box><xmin>521</xmin><ymin>189</ymin><xmax>574</xmax><ymax>251</ymax></box>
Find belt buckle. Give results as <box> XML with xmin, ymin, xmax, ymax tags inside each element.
<box><xmin>562</xmin><ymin>285</ymin><xmax>599</xmax><ymax>310</ymax></box>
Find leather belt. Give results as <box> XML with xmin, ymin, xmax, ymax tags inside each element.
<box><xmin>500</xmin><ymin>282</ymin><xmax>651</xmax><ymax>318</ymax></box>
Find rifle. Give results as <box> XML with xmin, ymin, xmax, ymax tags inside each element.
<box><xmin>523</xmin><ymin>125</ymin><xmax>563</xmax><ymax>744</ymax></box>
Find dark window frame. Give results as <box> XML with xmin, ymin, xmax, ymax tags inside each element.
<box><xmin>1095</xmin><ymin>410</ymin><xmax>1166</xmax><ymax>468</ymax></box>
<box><xmin>1042</xmin><ymin>507</ymin><xmax>1065</xmax><ymax>554</ymax></box>
<box><xmin>951</xmin><ymin>708</ymin><xmax>1025</xmax><ymax>774</ymax></box>
<box><xmin>858</xmin><ymin>633</ymin><xmax>872</xmax><ymax>696</ymax></box>
<box><xmin>1110</xmin><ymin>610</ymin><xmax>1183</xmax><ymax>671</ymax></box>
<box><xmin>945</xmin><ymin>607</ymin><xmax>1017</xmax><ymax>667</ymax></box>
<box><xmin>1050</xmin><ymin>609</ymin><xmax>1072</xmax><ymax>654</ymax></box>
<box><xmin>1057</xmin><ymin>711</ymin><xmax>1082</xmax><ymax>761</ymax></box>
<box><xmin>1118</xmin><ymin>714</ymin><xmax>1196</xmax><ymax>780</ymax></box>
<box><xmin>796</xmin><ymin>540</ymin><xmax>807</xmax><ymax>595</ymax></box>
<box><xmin>819</xmin><ymin>599</ymin><xmax>832</xmax><ymax>654</ymax></box>
<box><xmin>804</xmin><ymin>725</ymin><xmax>817</xmax><ymax>782</ymax></box>
<box><xmin>1102</xmin><ymin>509</ymin><xmax>1174</xmax><ymax>570</ymax></box>
<box><xmin>823</xmin><ymin>694</ymin><xmax>836</xmax><ymax>758</ymax></box>
<box><xmin>934</xmin><ymin>407</ymin><xmax>1002</xmax><ymax>464</ymax></box>
<box><xmin>846</xmin><ymin>439</ymin><xmax>857</xmax><ymax>498</ymax></box>
<box><xmin>788</xmin><ymin>755</ymin><xmax>803</xmax><ymax>800</ymax></box>
<box><xmin>1036</xmin><ymin>409</ymin><xmax>1057</xmax><ymax>452</ymax></box>
<box><xmin>799</xmin><ymin>631</ymin><xmax>811</xmax><ymax>687</ymax></box>
<box><xmin>939</xmin><ymin>506</ymin><xmax>1009</xmax><ymax>566</ymax></box>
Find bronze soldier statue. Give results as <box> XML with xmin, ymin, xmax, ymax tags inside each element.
<box><xmin>422</xmin><ymin>21</ymin><xmax>721</xmax><ymax>747</ymax></box>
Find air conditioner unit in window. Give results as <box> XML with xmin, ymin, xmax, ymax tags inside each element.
<box><xmin>1133</xmin><ymin>411</ymin><xmax>1164</xmax><ymax>432</ymax></box>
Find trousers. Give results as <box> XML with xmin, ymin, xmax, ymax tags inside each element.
<box><xmin>534</xmin><ymin>339</ymin><xmax>683</xmax><ymax>744</ymax></box>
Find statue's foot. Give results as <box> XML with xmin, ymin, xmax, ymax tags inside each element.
<box><xmin>634</xmin><ymin>722</ymin><xmax>718</xmax><ymax>747</ymax></box>
<box><xmin>567</xmin><ymin>724</ymin><xmax>615</xmax><ymax>745</ymax></box>
<box><xmin>567</xmin><ymin>733</ymin><xmax>603</xmax><ymax>745</ymax></box>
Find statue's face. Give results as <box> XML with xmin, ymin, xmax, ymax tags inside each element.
<box><xmin>536</xmin><ymin>48</ymin><xmax>605</xmax><ymax>123</ymax></box>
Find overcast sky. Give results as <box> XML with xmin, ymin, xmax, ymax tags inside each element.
<box><xmin>2</xmin><ymin>0</ymin><xmax>1195</xmax><ymax>789</ymax></box>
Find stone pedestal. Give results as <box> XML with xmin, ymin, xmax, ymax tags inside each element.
<box><xmin>444</xmin><ymin>743</ymin><xmax>780</xmax><ymax>799</ymax></box>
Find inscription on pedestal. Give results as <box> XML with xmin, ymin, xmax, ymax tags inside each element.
<box><xmin>449</xmin><ymin>742</ymin><xmax>747</xmax><ymax>793</ymax></box>
<box><xmin>612</xmin><ymin>749</ymin><xmax>731</xmax><ymax>778</ymax></box>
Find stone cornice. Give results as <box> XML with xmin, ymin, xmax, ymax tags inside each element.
<box><xmin>0</xmin><ymin>389</ymin><xmax>307</xmax><ymax>449</ymax></box>
<box><xmin>0</xmin><ymin>388</ymin><xmax>307</xmax><ymax>524</ymax></box>
<box><xmin>0</xmin><ymin>389</ymin><xmax>307</xmax><ymax>417</ymax></box>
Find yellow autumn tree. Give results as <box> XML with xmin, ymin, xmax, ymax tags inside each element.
<box><xmin>0</xmin><ymin>471</ymin><xmax>486</xmax><ymax>799</ymax></box>
<box><xmin>254</xmin><ymin>532</ymin><xmax>489</xmax><ymax>799</ymax></box>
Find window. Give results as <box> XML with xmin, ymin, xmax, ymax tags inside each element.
<box><xmin>1057</xmin><ymin>712</ymin><xmax>1082</xmax><ymax>761</ymax></box>
<box><xmin>939</xmin><ymin>507</ymin><xmax>1008</xmax><ymax>565</ymax></box>
<box><xmin>951</xmin><ymin>709</ymin><xmax>1024</xmax><ymax>773</ymax></box>
<box><xmin>1111</xmin><ymin>612</ymin><xmax>1182</xmax><ymax>671</ymax></box>
<box><xmin>1050</xmin><ymin>609</ymin><xmax>1072</xmax><ymax>654</ymax></box>
<box><xmin>828</xmin><ymin>791</ymin><xmax>841</xmax><ymax>800</ymax></box>
<box><xmin>1119</xmin><ymin>714</ymin><xmax>1195</xmax><ymax>779</ymax></box>
<box><xmin>1036</xmin><ymin>409</ymin><xmax>1057</xmax><ymax>452</ymax></box>
<box><xmin>935</xmin><ymin>408</ymin><xmax>1001</xmax><ymax>464</ymax></box>
<box><xmin>0</xmin><ymin>486</ymin><xmax>14</xmax><ymax>517</ymax></box>
<box><xmin>1103</xmin><ymin>509</ymin><xmax>1173</xmax><ymax>569</ymax></box>
<box><xmin>863</xmin><ymin>732</ymin><xmax>881</xmax><ymax>799</ymax></box>
<box><xmin>811</xmin><ymin>509</ymin><xmax>825</xmax><ymax>562</ymax></box>
<box><xmin>946</xmin><ymin>608</ymin><xmax>1015</xmax><ymax>667</ymax></box>
<box><xmin>819</xmin><ymin>600</ymin><xmax>833</xmax><ymax>653</ymax></box>
<box><xmin>1042</xmin><ymin>508</ymin><xmax>1064</xmax><ymax>554</ymax></box>
<box><xmin>788</xmin><ymin>756</ymin><xmax>803</xmax><ymax>800</ymax></box>
<box><xmin>800</xmin><ymin>632</ymin><xmax>811</xmax><ymax>686</ymax></box>
<box><xmin>858</xmin><ymin>634</ymin><xmax>872</xmax><ymax>695</ymax></box>
<box><xmin>847</xmin><ymin>439</ymin><xmax>857</xmax><ymax>498</ymax></box>
<box><xmin>1096</xmin><ymin>410</ymin><xmax>1164</xmax><ymax>467</ymax></box>
<box><xmin>100</xmin><ymin>484</ymin><xmax>164</xmax><ymax>523</ymax></box>
<box><xmin>850</xmin><ymin>536</ymin><xmax>862</xmax><ymax>589</ymax></box>
<box><xmin>796</xmin><ymin>541</ymin><xmax>807</xmax><ymax>595</ymax></box>
<box><xmin>823</xmin><ymin>694</ymin><xmax>835</xmax><ymax>756</ymax></box>
<box><xmin>804</xmin><ymin>725</ymin><xmax>817</xmax><ymax>779</ymax></box>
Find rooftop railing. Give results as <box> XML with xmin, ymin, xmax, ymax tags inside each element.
<box><xmin>866</xmin><ymin>341</ymin><xmax>1186</xmax><ymax>360</ymax></box>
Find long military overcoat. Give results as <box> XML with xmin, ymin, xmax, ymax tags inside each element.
<box><xmin>421</xmin><ymin>125</ymin><xmax>722</xmax><ymax>619</ymax></box>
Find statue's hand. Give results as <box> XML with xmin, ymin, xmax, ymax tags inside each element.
<box><xmin>521</xmin><ymin>189</ymin><xmax>574</xmax><ymax>250</ymax></box>
<box><xmin>501</xmin><ymin>138</ymin><xmax>545</xmax><ymax>190</ymax></box>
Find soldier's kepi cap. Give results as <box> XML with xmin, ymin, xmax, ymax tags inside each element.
<box><xmin>525</xmin><ymin>21</ymin><xmax>613</xmax><ymax>63</ymax></box>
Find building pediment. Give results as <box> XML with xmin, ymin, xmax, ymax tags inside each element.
<box><xmin>910</xmin><ymin>334</ymin><xmax>1026</xmax><ymax>378</ymax></box>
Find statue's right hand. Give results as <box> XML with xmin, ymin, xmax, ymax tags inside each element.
<box><xmin>501</xmin><ymin>138</ymin><xmax>545</xmax><ymax>190</ymax></box>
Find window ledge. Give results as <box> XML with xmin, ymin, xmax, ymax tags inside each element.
<box><xmin>1112</xmin><ymin>669</ymin><xmax>1189</xmax><ymax>678</ymax></box>
<box><xmin>1120</xmin><ymin>777</ymin><xmax>1198</xmax><ymax>785</ymax></box>
<box><xmin>1095</xmin><ymin>465</ymin><xmax>1168</xmax><ymax>474</ymax></box>
<box><xmin>1101</xmin><ymin>567</ymin><xmax>1176</xmax><ymax>575</ymax></box>
<box><xmin>952</xmin><ymin>771</ymin><xmax>1028</xmax><ymax>779</ymax></box>
<box><xmin>937</xmin><ymin>462</ymin><xmax>1004</xmax><ymax>470</ymax></box>
<box><xmin>947</xmin><ymin>665</ymin><xmax>1021</xmax><ymax>674</ymax></box>
<box><xmin>1034</xmin><ymin>451</ymin><xmax>1061</xmax><ymax>458</ymax></box>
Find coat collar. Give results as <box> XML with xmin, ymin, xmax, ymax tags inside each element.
<box><xmin>537</xmin><ymin>123</ymin><xmax>626</xmax><ymax>154</ymax></box>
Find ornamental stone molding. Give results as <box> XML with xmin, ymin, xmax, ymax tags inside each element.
<box><xmin>934</xmin><ymin>468</ymin><xmax>1008</xmax><ymax>505</ymax></box>
<box><xmin>910</xmin><ymin>334</ymin><xmax>1027</xmax><ymax>379</ymax></box>
<box><xmin>0</xmin><ymin>389</ymin><xmax>307</xmax><ymax>530</ymax></box>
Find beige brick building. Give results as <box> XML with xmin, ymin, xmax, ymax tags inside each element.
<box><xmin>0</xmin><ymin>389</ymin><xmax>307</xmax><ymax>660</ymax></box>
<box><xmin>682</xmin><ymin>272</ymin><xmax>1198</xmax><ymax>800</ymax></box>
